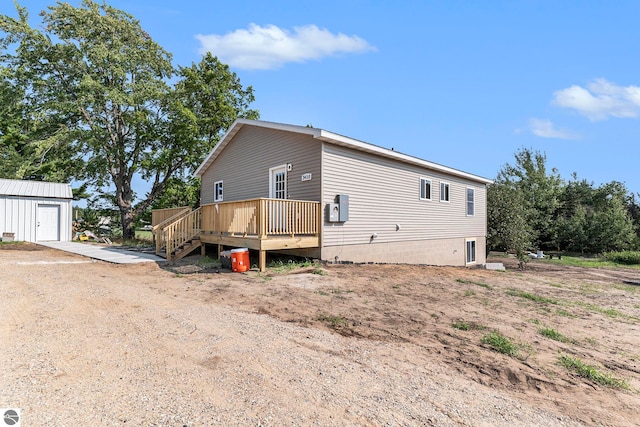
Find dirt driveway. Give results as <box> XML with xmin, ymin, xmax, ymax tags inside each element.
<box><xmin>1</xmin><ymin>244</ymin><xmax>638</xmax><ymax>426</ymax></box>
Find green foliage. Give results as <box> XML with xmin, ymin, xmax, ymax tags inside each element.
<box><xmin>603</xmin><ymin>251</ymin><xmax>640</xmax><ymax>265</ymax></box>
<box><xmin>0</xmin><ymin>1</ymin><xmax>258</xmax><ymax>238</ymax></box>
<box><xmin>538</xmin><ymin>327</ymin><xmax>574</xmax><ymax>343</ymax></box>
<box><xmin>505</xmin><ymin>289</ymin><xmax>558</xmax><ymax>305</ymax></box>
<box><xmin>451</xmin><ymin>320</ymin><xmax>470</xmax><ymax>330</ymax></box>
<box><xmin>481</xmin><ymin>331</ymin><xmax>519</xmax><ymax>356</ymax></box>
<box><xmin>495</xmin><ymin>148</ymin><xmax>563</xmax><ymax>249</ymax></box>
<box><xmin>559</xmin><ymin>355</ymin><xmax>628</xmax><ymax>389</ymax></box>
<box><xmin>487</xmin><ymin>181</ymin><xmax>532</xmax><ymax>255</ymax></box>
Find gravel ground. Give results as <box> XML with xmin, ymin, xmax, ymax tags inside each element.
<box><xmin>0</xmin><ymin>245</ymin><xmax>626</xmax><ymax>426</ymax></box>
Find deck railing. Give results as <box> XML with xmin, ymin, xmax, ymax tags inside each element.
<box><xmin>201</xmin><ymin>198</ymin><xmax>320</xmax><ymax>237</ymax></box>
<box><xmin>163</xmin><ymin>207</ymin><xmax>202</xmax><ymax>260</ymax></box>
<box><xmin>151</xmin><ymin>206</ymin><xmax>191</xmax><ymax>229</ymax></box>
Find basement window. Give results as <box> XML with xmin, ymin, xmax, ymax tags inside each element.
<box><xmin>466</xmin><ymin>239</ymin><xmax>476</xmax><ymax>264</ymax></box>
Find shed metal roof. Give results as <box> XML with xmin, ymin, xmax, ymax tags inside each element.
<box><xmin>195</xmin><ymin>119</ymin><xmax>493</xmax><ymax>185</ymax></box>
<box><xmin>0</xmin><ymin>179</ymin><xmax>73</xmax><ymax>199</ymax></box>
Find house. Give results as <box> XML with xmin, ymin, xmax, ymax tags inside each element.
<box><xmin>0</xmin><ymin>179</ymin><xmax>73</xmax><ymax>242</ymax></box>
<box><xmin>153</xmin><ymin>119</ymin><xmax>492</xmax><ymax>270</ymax></box>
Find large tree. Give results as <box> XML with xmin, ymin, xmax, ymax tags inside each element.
<box><xmin>495</xmin><ymin>148</ymin><xmax>563</xmax><ymax>249</ymax></box>
<box><xmin>0</xmin><ymin>1</ymin><xmax>258</xmax><ymax>238</ymax></box>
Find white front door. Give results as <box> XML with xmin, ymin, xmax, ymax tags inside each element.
<box><xmin>37</xmin><ymin>204</ymin><xmax>60</xmax><ymax>241</ymax></box>
<box><xmin>269</xmin><ymin>166</ymin><xmax>287</xmax><ymax>232</ymax></box>
<box><xmin>269</xmin><ymin>165</ymin><xmax>287</xmax><ymax>199</ymax></box>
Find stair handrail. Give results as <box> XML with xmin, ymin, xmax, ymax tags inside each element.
<box><xmin>153</xmin><ymin>207</ymin><xmax>192</xmax><ymax>255</ymax></box>
<box><xmin>164</xmin><ymin>207</ymin><xmax>202</xmax><ymax>261</ymax></box>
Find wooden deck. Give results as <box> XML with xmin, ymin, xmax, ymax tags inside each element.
<box><xmin>152</xmin><ymin>198</ymin><xmax>321</xmax><ymax>271</ymax></box>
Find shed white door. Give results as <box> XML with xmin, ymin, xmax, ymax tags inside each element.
<box><xmin>37</xmin><ymin>204</ymin><xmax>60</xmax><ymax>241</ymax></box>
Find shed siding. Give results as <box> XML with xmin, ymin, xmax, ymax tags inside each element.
<box><xmin>200</xmin><ymin>126</ymin><xmax>322</xmax><ymax>204</ymax></box>
<box><xmin>0</xmin><ymin>196</ymin><xmax>72</xmax><ymax>242</ymax></box>
<box><xmin>321</xmin><ymin>143</ymin><xmax>486</xmax><ymax>248</ymax></box>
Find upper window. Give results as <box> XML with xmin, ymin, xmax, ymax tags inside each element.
<box><xmin>440</xmin><ymin>182</ymin><xmax>450</xmax><ymax>203</ymax></box>
<box><xmin>420</xmin><ymin>178</ymin><xmax>432</xmax><ymax>201</ymax></box>
<box><xmin>214</xmin><ymin>180</ymin><xmax>223</xmax><ymax>202</ymax></box>
<box><xmin>466</xmin><ymin>187</ymin><xmax>475</xmax><ymax>216</ymax></box>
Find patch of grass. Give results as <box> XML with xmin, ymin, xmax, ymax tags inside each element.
<box><xmin>452</xmin><ymin>320</ymin><xmax>487</xmax><ymax>331</ymax></box>
<box><xmin>583</xmin><ymin>337</ymin><xmax>599</xmax><ymax>347</ymax></box>
<box><xmin>268</xmin><ymin>257</ymin><xmax>315</xmax><ymax>273</ymax></box>
<box><xmin>197</xmin><ymin>256</ymin><xmax>220</xmax><ymax>269</ymax></box>
<box><xmin>573</xmin><ymin>301</ymin><xmax>632</xmax><ymax>320</ymax></box>
<box><xmin>452</xmin><ymin>320</ymin><xmax>470</xmax><ymax>331</ymax></box>
<box><xmin>528</xmin><ymin>318</ymin><xmax>542</xmax><ymax>325</ymax></box>
<box><xmin>556</xmin><ymin>308</ymin><xmax>576</xmax><ymax>318</ymax></box>
<box><xmin>539</xmin><ymin>327</ymin><xmax>575</xmax><ymax>344</ymax></box>
<box><xmin>506</xmin><ymin>289</ymin><xmax>558</xmax><ymax>305</ymax></box>
<box><xmin>317</xmin><ymin>314</ymin><xmax>349</xmax><ymax>328</ymax></box>
<box><xmin>549</xmin><ymin>283</ymin><xmax>564</xmax><ymax>288</ymax></box>
<box><xmin>456</xmin><ymin>279</ymin><xmax>494</xmax><ymax>290</ymax></box>
<box><xmin>315</xmin><ymin>290</ymin><xmax>329</xmax><ymax>296</ymax></box>
<box><xmin>135</xmin><ymin>230</ymin><xmax>153</xmax><ymax>240</ymax></box>
<box><xmin>464</xmin><ymin>289</ymin><xmax>476</xmax><ymax>297</ymax></box>
<box><xmin>547</xmin><ymin>255</ymin><xmax>640</xmax><ymax>269</ymax></box>
<box><xmin>312</xmin><ymin>267</ymin><xmax>326</xmax><ymax>275</ymax></box>
<box><xmin>481</xmin><ymin>331</ymin><xmax>519</xmax><ymax>356</ymax></box>
<box><xmin>0</xmin><ymin>240</ymin><xmax>24</xmax><ymax>245</ymax></box>
<box><xmin>559</xmin><ymin>355</ymin><xmax>628</xmax><ymax>389</ymax></box>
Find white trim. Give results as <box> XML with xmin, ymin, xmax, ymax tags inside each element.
<box><xmin>195</xmin><ymin>119</ymin><xmax>493</xmax><ymax>185</ymax></box>
<box><xmin>269</xmin><ymin>165</ymin><xmax>287</xmax><ymax>199</ymax></box>
<box><xmin>465</xmin><ymin>238</ymin><xmax>477</xmax><ymax>265</ymax></box>
<box><xmin>466</xmin><ymin>187</ymin><xmax>475</xmax><ymax>216</ymax></box>
<box><xmin>214</xmin><ymin>180</ymin><xmax>223</xmax><ymax>202</ymax></box>
<box><xmin>419</xmin><ymin>177</ymin><xmax>432</xmax><ymax>201</ymax></box>
<box><xmin>440</xmin><ymin>181</ymin><xmax>450</xmax><ymax>203</ymax></box>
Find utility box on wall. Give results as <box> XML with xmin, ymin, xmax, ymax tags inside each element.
<box><xmin>327</xmin><ymin>194</ymin><xmax>349</xmax><ymax>223</ymax></box>
<box><xmin>337</xmin><ymin>194</ymin><xmax>349</xmax><ymax>222</ymax></box>
<box><xmin>327</xmin><ymin>203</ymin><xmax>340</xmax><ymax>222</ymax></box>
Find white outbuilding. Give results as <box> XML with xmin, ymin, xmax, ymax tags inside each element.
<box><xmin>0</xmin><ymin>179</ymin><xmax>73</xmax><ymax>242</ymax></box>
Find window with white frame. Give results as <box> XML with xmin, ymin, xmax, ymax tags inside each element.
<box><xmin>420</xmin><ymin>178</ymin><xmax>432</xmax><ymax>201</ymax></box>
<box><xmin>440</xmin><ymin>182</ymin><xmax>450</xmax><ymax>202</ymax></box>
<box><xmin>466</xmin><ymin>187</ymin><xmax>475</xmax><ymax>216</ymax></box>
<box><xmin>466</xmin><ymin>239</ymin><xmax>476</xmax><ymax>264</ymax></box>
<box><xmin>214</xmin><ymin>180</ymin><xmax>223</xmax><ymax>202</ymax></box>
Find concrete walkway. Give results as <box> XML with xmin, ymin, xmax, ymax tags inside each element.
<box><xmin>38</xmin><ymin>241</ymin><xmax>166</xmax><ymax>264</ymax></box>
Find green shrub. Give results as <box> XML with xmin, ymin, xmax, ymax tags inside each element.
<box><xmin>602</xmin><ymin>251</ymin><xmax>640</xmax><ymax>265</ymax></box>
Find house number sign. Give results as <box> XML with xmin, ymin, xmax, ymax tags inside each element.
<box><xmin>301</xmin><ymin>173</ymin><xmax>312</xmax><ymax>181</ymax></box>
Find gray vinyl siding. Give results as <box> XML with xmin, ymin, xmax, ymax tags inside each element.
<box><xmin>322</xmin><ymin>144</ymin><xmax>486</xmax><ymax>247</ymax></box>
<box><xmin>200</xmin><ymin>126</ymin><xmax>322</xmax><ymax>204</ymax></box>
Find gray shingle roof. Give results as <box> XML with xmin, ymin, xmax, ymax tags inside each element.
<box><xmin>0</xmin><ymin>179</ymin><xmax>73</xmax><ymax>199</ymax></box>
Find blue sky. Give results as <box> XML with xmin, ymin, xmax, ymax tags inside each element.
<box><xmin>5</xmin><ymin>1</ymin><xmax>640</xmax><ymax>194</ymax></box>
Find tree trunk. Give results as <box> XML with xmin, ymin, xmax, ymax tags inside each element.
<box><xmin>120</xmin><ymin>208</ymin><xmax>136</xmax><ymax>240</ymax></box>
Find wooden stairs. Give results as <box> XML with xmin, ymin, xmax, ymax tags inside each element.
<box><xmin>171</xmin><ymin>236</ymin><xmax>201</xmax><ymax>260</ymax></box>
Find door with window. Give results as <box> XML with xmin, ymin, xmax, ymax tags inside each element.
<box><xmin>269</xmin><ymin>165</ymin><xmax>287</xmax><ymax>232</ymax></box>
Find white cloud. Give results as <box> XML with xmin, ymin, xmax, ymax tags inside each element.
<box><xmin>553</xmin><ymin>78</ymin><xmax>640</xmax><ymax>121</ymax></box>
<box><xmin>195</xmin><ymin>24</ymin><xmax>376</xmax><ymax>70</ymax></box>
<box><xmin>529</xmin><ymin>118</ymin><xmax>580</xmax><ymax>140</ymax></box>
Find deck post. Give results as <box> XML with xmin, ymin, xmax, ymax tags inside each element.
<box><xmin>201</xmin><ymin>242</ymin><xmax>206</xmax><ymax>256</ymax></box>
<box><xmin>218</xmin><ymin>244</ymin><xmax>223</xmax><ymax>257</ymax></box>
<box><xmin>259</xmin><ymin>250</ymin><xmax>266</xmax><ymax>272</ymax></box>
